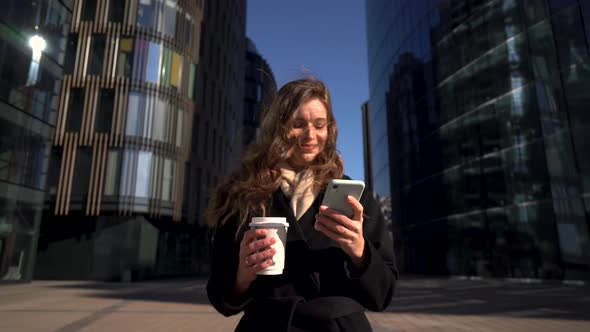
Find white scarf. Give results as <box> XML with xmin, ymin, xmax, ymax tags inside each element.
<box><xmin>278</xmin><ymin>163</ymin><xmax>319</xmax><ymax>220</ymax></box>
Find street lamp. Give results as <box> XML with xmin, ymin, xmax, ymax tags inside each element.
<box><xmin>29</xmin><ymin>34</ymin><xmax>47</xmax><ymax>51</ymax></box>
<box><xmin>26</xmin><ymin>34</ymin><xmax>46</xmax><ymax>86</ymax></box>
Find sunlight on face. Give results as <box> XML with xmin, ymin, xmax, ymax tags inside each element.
<box><xmin>287</xmin><ymin>99</ymin><xmax>329</xmax><ymax>168</ymax></box>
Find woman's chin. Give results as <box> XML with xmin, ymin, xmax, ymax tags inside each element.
<box><xmin>289</xmin><ymin>154</ymin><xmax>319</xmax><ymax>168</ymax></box>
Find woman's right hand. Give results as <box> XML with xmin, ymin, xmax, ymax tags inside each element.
<box><xmin>235</xmin><ymin>228</ymin><xmax>276</xmax><ymax>294</ymax></box>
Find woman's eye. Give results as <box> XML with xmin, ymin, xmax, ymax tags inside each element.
<box><xmin>293</xmin><ymin>121</ymin><xmax>305</xmax><ymax>129</ymax></box>
<box><xmin>292</xmin><ymin>121</ymin><xmax>327</xmax><ymax>130</ymax></box>
<box><xmin>314</xmin><ymin>123</ymin><xmax>327</xmax><ymax>130</ymax></box>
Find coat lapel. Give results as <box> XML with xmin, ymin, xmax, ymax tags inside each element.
<box><xmin>272</xmin><ymin>190</ymin><xmax>307</xmax><ymax>242</ymax></box>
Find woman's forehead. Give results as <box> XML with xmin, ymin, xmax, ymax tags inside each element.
<box><xmin>293</xmin><ymin>99</ymin><xmax>328</xmax><ymax>119</ymax></box>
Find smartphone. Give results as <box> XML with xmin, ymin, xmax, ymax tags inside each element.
<box><xmin>321</xmin><ymin>179</ymin><xmax>365</xmax><ymax>217</ymax></box>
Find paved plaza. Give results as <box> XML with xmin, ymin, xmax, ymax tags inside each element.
<box><xmin>0</xmin><ymin>277</ymin><xmax>589</xmax><ymax>331</ymax></box>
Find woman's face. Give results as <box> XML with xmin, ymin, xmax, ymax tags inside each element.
<box><xmin>287</xmin><ymin>98</ymin><xmax>329</xmax><ymax>168</ymax></box>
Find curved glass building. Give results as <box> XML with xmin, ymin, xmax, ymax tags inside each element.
<box><xmin>366</xmin><ymin>0</ymin><xmax>590</xmax><ymax>279</ymax></box>
<box><xmin>34</xmin><ymin>0</ymin><xmax>204</xmax><ymax>280</ymax></box>
<box><xmin>51</xmin><ymin>0</ymin><xmax>202</xmax><ymax>220</ymax></box>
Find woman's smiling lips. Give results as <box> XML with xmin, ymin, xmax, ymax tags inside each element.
<box><xmin>300</xmin><ymin>144</ymin><xmax>316</xmax><ymax>151</ymax></box>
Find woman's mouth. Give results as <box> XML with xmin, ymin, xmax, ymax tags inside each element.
<box><xmin>300</xmin><ymin>144</ymin><xmax>315</xmax><ymax>151</ymax></box>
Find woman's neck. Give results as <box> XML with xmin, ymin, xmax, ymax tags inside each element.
<box><xmin>284</xmin><ymin>161</ymin><xmax>308</xmax><ymax>173</ymax></box>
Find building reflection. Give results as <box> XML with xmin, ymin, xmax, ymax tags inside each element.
<box><xmin>366</xmin><ymin>0</ymin><xmax>590</xmax><ymax>279</ymax></box>
<box><xmin>0</xmin><ymin>0</ymin><xmax>72</xmax><ymax>281</ymax></box>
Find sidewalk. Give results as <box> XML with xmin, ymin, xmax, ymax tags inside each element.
<box><xmin>0</xmin><ymin>277</ymin><xmax>589</xmax><ymax>331</ymax></box>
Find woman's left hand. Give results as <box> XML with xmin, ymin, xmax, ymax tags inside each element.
<box><xmin>315</xmin><ymin>195</ymin><xmax>366</xmax><ymax>269</ymax></box>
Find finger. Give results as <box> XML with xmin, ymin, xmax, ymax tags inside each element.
<box><xmin>318</xmin><ymin>207</ymin><xmax>358</xmax><ymax>230</ymax></box>
<box><xmin>315</xmin><ymin>214</ymin><xmax>354</xmax><ymax>239</ymax></box>
<box><xmin>241</xmin><ymin>229</ymin><xmax>268</xmax><ymax>248</ymax></box>
<box><xmin>252</xmin><ymin>258</ymin><xmax>275</xmax><ymax>273</ymax></box>
<box><xmin>242</xmin><ymin>255</ymin><xmax>252</xmax><ymax>267</ymax></box>
<box><xmin>245</xmin><ymin>236</ymin><xmax>276</xmax><ymax>256</ymax></box>
<box><xmin>319</xmin><ymin>205</ymin><xmax>344</xmax><ymax>216</ymax></box>
<box><xmin>314</xmin><ymin>219</ymin><xmax>349</xmax><ymax>243</ymax></box>
<box><xmin>249</xmin><ymin>247</ymin><xmax>276</xmax><ymax>266</ymax></box>
<box><xmin>346</xmin><ymin>195</ymin><xmax>364</xmax><ymax>221</ymax></box>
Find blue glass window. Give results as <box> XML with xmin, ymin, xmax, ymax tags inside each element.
<box><xmin>137</xmin><ymin>0</ymin><xmax>155</xmax><ymax>28</ymax></box>
<box><xmin>135</xmin><ymin>151</ymin><xmax>152</xmax><ymax>198</ymax></box>
<box><xmin>163</xmin><ymin>0</ymin><xmax>177</xmax><ymax>37</ymax></box>
<box><xmin>126</xmin><ymin>91</ymin><xmax>145</xmax><ymax>136</ymax></box>
<box><xmin>132</xmin><ymin>39</ymin><xmax>149</xmax><ymax>81</ymax></box>
<box><xmin>146</xmin><ymin>42</ymin><xmax>162</xmax><ymax>83</ymax></box>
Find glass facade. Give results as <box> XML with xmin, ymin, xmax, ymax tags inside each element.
<box><xmin>0</xmin><ymin>0</ymin><xmax>72</xmax><ymax>281</ymax></box>
<box><xmin>125</xmin><ymin>90</ymin><xmax>187</xmax><ymax>146</ymax></box>
<box><xmin>366</xmin><ymin>0</ymin><xmax>590</xmax><ymax>279</ymax></box>
<box><xmin>32</xmin><ymin>0</ymin><xmax>204</xmax><ymax>281</ymax></box>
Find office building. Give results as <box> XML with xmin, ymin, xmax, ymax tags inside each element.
<box><xmin>185</xmin><ymin>0</ymin><xmax>247</xmax><ymax>273</ymax></box>
<box><xmin>0</xmin><ymin>0</ymin><xmax>72</xmax><ymax>281</ymax></box>
<box><xmin>243</xmin><ymin>37</ymin><xmax>277</xmax><ymax>147</ymax></box>
<box><xmin>366</xmin><ymin>0</ymin><xmax>590</xmax><ymax>279</ymax></box>
<box><xmin>361</xmin><ymin>101</ymin><xmax>373</xmax><ymax>192</ymax></box>
<box><xmin>34</xmin><ymin>0</ymin><xmax>204</xmax><ymax>280</ymax></box>
<box><xmin>362</xmin><ymin>99</ymin><xmax>398</xmax><ymax>260</ymax></box>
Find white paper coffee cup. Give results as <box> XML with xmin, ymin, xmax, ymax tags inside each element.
<box><xmin>249</xmin><ymin>217</ymin><xmax>289</xmax><ymax>275</ymax></box>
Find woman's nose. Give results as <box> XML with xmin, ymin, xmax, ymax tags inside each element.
<box><xmin>303</xmin><ymin>125</ymin><xmax>316</xmax><ymax>138</ymax></box>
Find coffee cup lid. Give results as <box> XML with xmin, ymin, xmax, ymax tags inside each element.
<box><xmin>249</xmin><ymin>217</ymin><xmax>289</xmax><ymax>228</ymax></box>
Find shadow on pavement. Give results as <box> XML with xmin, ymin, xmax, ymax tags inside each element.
<box><xmin>45</xmin><ymin>278</ymin><xmax>213</xmax><ymax>305</ymax></box>
<box><xmin>42</xmin><ymin>276</ymin><xmax>590</xmax><ymax>321</ymax></box>
<box><xmin>385</xmin><ymin>276</ymin><xmax>590</xmax><ymax>321</ymax></box>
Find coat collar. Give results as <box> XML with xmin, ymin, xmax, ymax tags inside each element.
<box><xmin>271</xmin><ymin>190</ymin><xmax>339</xmax><ymax>250</ymax></box>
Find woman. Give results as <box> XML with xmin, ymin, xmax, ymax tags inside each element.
<box><xmin>206</xmin><ymin>78</ymin><xmax>397</xmax><ymax>332</ymax></box>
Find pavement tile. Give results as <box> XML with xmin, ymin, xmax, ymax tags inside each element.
<box><xmin>1</xmin><ymin>277</ymin><xmax>589</xmax><ymax>332</ymax></box>
<box><xmin>0</xmin><ymin>312</ymin><xmax>90</xmax><ymax>332</ymax></box>
<box><xmin>77</xmin><ymin>312</ymin><xmax>241</xmax><ymax>332</ymax></box>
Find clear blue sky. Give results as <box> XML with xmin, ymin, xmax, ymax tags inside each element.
<box><xmin>246</xmin><ymin>0</ymin><xmax>368</xmax><ymax>182</ymax></box>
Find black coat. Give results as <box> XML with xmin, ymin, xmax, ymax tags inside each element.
<box><xmin>206</xmin><ymin>182</ymin><xmax>398</xmax><ymax>332</ymax></box>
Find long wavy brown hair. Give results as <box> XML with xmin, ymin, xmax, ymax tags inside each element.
<box><xmin>206</xmin><ymin>78</ymin><xmax>344</xmax><ymax>235</ymax></box>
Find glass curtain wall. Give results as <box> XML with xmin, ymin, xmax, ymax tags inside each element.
<box><xmin>366</xmin><ymin>0</ymin><xmax>590</xmax><ymax>279</ymax></box>
<box><xmin>0</xmin><ymin>0</ymin><xmax>72</xmax><ymax>281</ymax></box>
